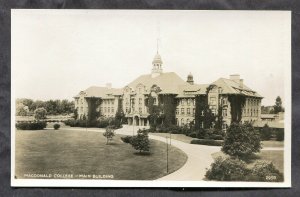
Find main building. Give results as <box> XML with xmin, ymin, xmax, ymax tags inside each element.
<box><xmin>74</xmin><ymin>52</ymin><xmax>263</xmax><ymax>131</ymax></box>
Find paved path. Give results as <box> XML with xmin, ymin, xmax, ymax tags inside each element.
<box><xmin>57</xmin><ymin>125</ymin><xmax>221</xmax><ymax>181</ymax></box>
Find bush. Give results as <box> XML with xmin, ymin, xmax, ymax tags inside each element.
<box><xmin>248</xmin><ymin>161</ymin><xmax>284</xmax><ymax>182</ymax></box>
<box><xmin>259</xmin><ymin>124</ymin><xmax>272</xmax><ymax>141</ymax></box>
<box><xmin>191</xmin><ymin>139</ymin><xmax>223</xmax><ymax>146</ymax></box>
<box><xmin>205</xmin><ymin>157</ymin><xmax>284</xmax><ymax>182</ymax></box>
<box><xmin>205</xmin><ymin>157</ymin><xmax>250</xmax><ymax>181</ymax></box>
<box><xmin>222</xmin><ymin>123</ymin><xmax>261</xmax><ymax>160</ymax></box>
<box><xmin>53</xmin><ymin>123</ymin><xmax>60</xmax><ymax>130</ymax></box>
<box><xmin>188</xmin><ymin>132</ymin><xmax>197</xmax><ymax>138</ymax></box>
<box><xmin>210</xmin><ymin>134</ymin><xmax>224</xmax><ymax>140</ymax></box>
<box><xmin>34</xmin><ymin>107</ymin><xmax>47</xmax><ymax>120</ymax></box>
<box><xmin>131</xmin><ymin>129</ymin><xmax>150</xmax><ymax>153</ymax></box>
<box><xmin>16</xmin><ymin>121</ymin><xmax>47</xmax><ymax>130</ymax></box>
<box><xmin>121</xmin><ymin>136</ymin><xmax>133</xmax><ymax>144</ymax></box>
<box><xmin>103</xmin><ymin>126</ymin><xmax>115</xmax><ymax>145</ymax></box>
<box><xmin>275</xmin><ymin>129</ymin><xmax>284</xmax><ymax>141</ymax></box>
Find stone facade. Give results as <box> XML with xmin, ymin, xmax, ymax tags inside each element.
<box><xmin>74</xmin><ymin>52</ymin><xmax>263</xmax><ymax>130</ymax></box>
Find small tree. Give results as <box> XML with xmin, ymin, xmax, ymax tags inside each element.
<box><xmin>259</xmin><ymin>124</ymin><xmax>272</xmax><ymax>141</ymax></box>
<box><xmin>131</xmin><ymin>129</ymin><xmax>150</xmax><ymax>153</ymax></box>
<box><xmin>103</xmin><ymin>126</ymin><xmax>115</xmax><ymax>145</ymax></box>
<box><xmin>222</xmin><ymin>122</ymin><xmax>261</xmax><ymax>160</ymax></box>
<box><xmin>274</xmin><ymin>96</ymin><xmax>283</xmax><ymax>114</ymax></box>
<box><xmin>34</xmin><ymin>107</ymin><xmax>47</xmax><ymax>121</ymax></box>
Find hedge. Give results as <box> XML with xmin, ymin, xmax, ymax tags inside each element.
<box><xmin>121</xmin><ymin>136</ymin><xmax>133</xmax><ymax>144</ymax></box>
<box><xmin>190</xmin><ymin>139</ymin><xmax>223</xmax><ymax>146</ymax></box>
<box><xmin>16</xmin><ymin>121</ymin><xmax>47</xmax><ymax>130</ymax></box>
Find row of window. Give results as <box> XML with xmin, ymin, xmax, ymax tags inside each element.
<box><xmin>177</xmin><ymin>99</ymin><xmax>196</xmax><ymax>106</ymax></box>
<box><xmin>100</xmin><ymin>107</ymin><xmax>114</xmax><ymax>113</ymax></box>
<box><xmin>176</xmin><ymin>108</ymin><xmax>196</xmax><ymax>115</ymax></box>
<box><xmin>246</xmin><ymin>99</ymin><xmax>260</xmax><ymax>106</ymax></box>
<box><xmin>243</xmin><ymin>108</ymin><xmax>260</xmax><ymax>117</ymax></box>
<box><xmin>103</xmin><ymin>99</ymin><xmax>115</xmax><ymax>105</ymax></box>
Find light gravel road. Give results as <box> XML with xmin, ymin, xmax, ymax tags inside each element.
<box><xmin>54</xmin><ymin>125</ymin><xmax>282</xmax><ymax>180</ymax></box>
<box><xmin>58</xmin><ymin>125</ymin><xmax>220</xmax><ymax>181</ymax></box>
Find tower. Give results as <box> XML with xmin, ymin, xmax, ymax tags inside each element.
<box><xmin>151</xmin><ymin>52</ymin><xmax>163</xmax><ymax>78</ymax></box>
<box><xmin>187</xmin><ymin>72</ymin><xmax>194</xmax><ymax>85</ymax></box>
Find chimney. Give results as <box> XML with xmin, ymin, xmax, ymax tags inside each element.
<box><xmin>106</xmin><ymin>83</ymin><xmax>112</xmax><ymax>89</ymax></box>
<box><xmin>239</xmin><ymin>79</ymin><xmax>244</xmax><ymax>89</ymax></box>
<box><xmin>230</xmin><ymin>74</ymin><xmax>244</xmax><ymax>89</ymax></box>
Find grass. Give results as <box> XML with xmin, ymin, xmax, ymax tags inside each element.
<box><xmin>15</xmin><ymin>129</ymin><xmax>187</xmax><ymax>180</ymax></box>
<box><xmin>261</xmin><ymin>140</ymin><xmax>284</xmax><ymax>148</ymax></box>
<box><xmin>211</xmin><ymin>150</ymin><xmax>284</xmax><ymax>173</ymax></box>
<box><xmin>150</xmin><ymin>133</ymin><xmax>194</xmax><ymax>143</ymax></box>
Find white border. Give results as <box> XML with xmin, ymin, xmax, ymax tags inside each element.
<box><xmin>11</xmin><ymin>9</ymin><xmax>292</xmax><ymax>188</ymax></box>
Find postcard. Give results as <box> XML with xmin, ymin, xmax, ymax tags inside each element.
<box><xmin>11</xmin><ymin>9</ymin><xmax>291</xmax><ymax>187</ymax></box>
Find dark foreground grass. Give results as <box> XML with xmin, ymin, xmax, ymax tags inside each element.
<box><xmin>15</xmin><ymin>129</ymin><xmax>187</xmax><ymax>180</ymax></box>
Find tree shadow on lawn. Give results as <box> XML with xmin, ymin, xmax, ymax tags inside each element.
<box><xmin>133</xmin><ymin>152</ymin><xmax>152</xmax><ymax>156</ymax></box>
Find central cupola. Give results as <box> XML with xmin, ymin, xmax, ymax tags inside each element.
<box><xmin>151</xmin><ymin>52</ymin><xmax>163</xmax><ymax>78</ymax></box>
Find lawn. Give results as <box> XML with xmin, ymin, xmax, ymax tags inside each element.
<box><xmin>261</xmin><ymin>140</ymin><xmax>284</xmax><ymax>148</ymax></box>
<box><xmin>150</xmin><ymin>133</ymin><xmax>194</xmax><ymax>143</ymax></box>
<box><xmin>15</xmin><ymin>129</ymin><xmax>187</xmax><ymax>180</ymax></box>
<box><xmin>211</xmin><ymin>150</ymin><xmax>284</xmax><ymax>173</ymax></box>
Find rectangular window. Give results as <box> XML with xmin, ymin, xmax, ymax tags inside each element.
<box><xmin>112</xmin><ymin>100</ymin><xmax>114</xmax><ymax>105</ymax></box>
<box><xmin>181</xmin><ymin>108</ymin><xmax>185</xmax><ymax>115</ymax></box>
<box><xmin>104</xmin><ymin>107</ymin><xmax>107</xmax><ymax>113</ymax></box>
<box><xmin>187</xmin><ymin>99</ymin><xmax>190</xmax><ymax>105</ymax></box>
<box><xmin>176</xmin><ymin>108</ymin><xmax>179</xmax><ymax>115</ymax></box>
<box><xmin>139</xmin><ymin>98</ymin><xmax>142</xmax><ymax>105</ymax></box>
<box><xmin>210</xmin><ymin>97</ymin><xmax>216</xmax><ymax>105</ymax></box>
<box><xmin>111</xmin><ymin>107</ymin><xmax>114</xmax><ymax>113</ymax></box>
<box><xmin>139</xmin><ymin>107</ymin><xmax>142</xmax><ymax>113</ymax></box>
<box><xmin>153</xmin><ymin>98</ymin><xmax>157</xmax><ymax>105</ymax></box>
<box><xmin>193</xmin><ymin>108</ymin><xmax>195</xmax><ymax>115</ymax></box>
<box><xmin>108</xmin><ymin>107</ymin><xmax>110</xmax><ymax>113</ymax></box>
<box><xmin>187</xmin><ymin>108</ymin><xmax>190</xmax><ymax>115</ymax></box>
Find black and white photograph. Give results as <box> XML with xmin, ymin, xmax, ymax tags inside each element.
<box><xmin>11</xmin><ymin>9</ymin><xmax>291</xmax><ymax>187</ymax></box>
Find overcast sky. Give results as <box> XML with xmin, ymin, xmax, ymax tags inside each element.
<box><xmin>12</xmin><ymin>10</ymin><xmax>290</xmax><ymax>106</ymax></box>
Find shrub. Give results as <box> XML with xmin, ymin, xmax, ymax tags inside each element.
<box><xmin>205</xmin><ymin>157</ymin><xmax>250</xmax><ymax>181</ymax></box>
<box><xmin>275</xmin><ymin>129</ymin><xmax>284</xmax><ymax>141</ymax></box>
<box><xmin>210</xmin><ymin>134</ymin><xmax>224</xmax><ymax>140</ymax></box>
<box><xmin>53</xmin><ymin>123</ymin><xmax>60</xmax><ymax>130</ymax></box>
<box><xmin>103</xmin><ymin>126</ymin><xmax>115</xmax><ymax>145</ymax></box>
<box><xmin>188</xmin><ymin>132</ymin><xmax>197</xmax><ymax>138</ymax></box>
<box><xmin>34</xmin><ymin>107</ymin><xmax>47</xmax><ymax>120</ymax></box>
<box><xmin>121</xmin><ymin>136</ymin><xmax>133</xmax><ymax>144</ymax></box>
<box><xmin>131</xmin><ymin>129</ymin><xmax>150</xmax><ymax>153</ymax></box>
<box><xmin>248</xmin><ymin>161</ymin><xmax>284</xmax><ymax>182</ymax></box>
<box><xmin>222</xmin><ymin>123</ymin><xmax>261</xmax><ymax>160</ymax></box>
<box><xmin>191</xmin><ymin>139</ymin><xmax>223</xmax><ymax>146</ymax></box>
<box><xmin>259</xmin><ymin>124</ymin><xmax>272</xmax><ymax>141</ymax></box>
<box><xmin>16</xmin><ymin>121</ymin><xmax>47</xmax><ymax>130</ymax></box>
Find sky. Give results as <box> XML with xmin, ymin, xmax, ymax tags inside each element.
<box><xmin>11</xmin><ymin>10</ymin><xmax>291</xmax><ymax>106</ymax></box>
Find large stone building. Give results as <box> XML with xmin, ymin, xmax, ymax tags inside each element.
<box><xmin>74</xmin><ymin>52</ymin><xmax>263</xmax><ymax>130</ymax></box>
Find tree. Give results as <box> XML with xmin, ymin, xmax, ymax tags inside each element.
<box><xmin>222</xmin><ymin>122</ymin><xmax>261</xmax><ymax>160</ymax></box>
<box><xmin>274</xmin><ymin>96</ymin><xmax>283</xmax><ymax>114</ymax></box>
<box><xmin>16</xmin><ymin>103</ymin><xmax>27</xmax><ymax>116</ymax></box>
<box><xmin>34</xmin><ymin>107</ymin><xmax>47</xmax><ymax>121</ymax></box>
<box><xmin>130</xmin><ymin>129</ymin><xmax>150</xmax><ymax>153</ymax></box>
<box><xmin>259</xmin><ymin>124</ymin><xmax>272</xmax><ymax>141</ymax></box>
<box><xmin>103</xmin><ymin>126</ymin><xmax>115</xmax><ymax>145</ymax></box>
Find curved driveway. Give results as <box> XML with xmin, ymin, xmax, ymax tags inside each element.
<box><xmin>64</xmin><ymin>125</ymin><xmax>220</xmax><ymax>181</ymax></box>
